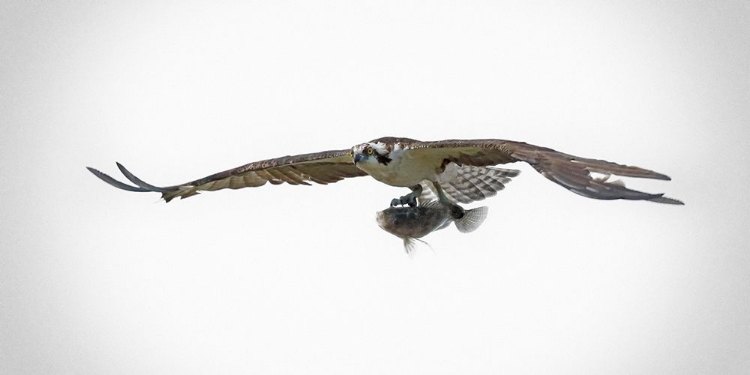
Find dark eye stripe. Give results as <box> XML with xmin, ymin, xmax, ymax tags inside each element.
<box><xmin>376</xmin><ymin>153</ymin><xmax>392</xmax><ymax>166</ymax></box>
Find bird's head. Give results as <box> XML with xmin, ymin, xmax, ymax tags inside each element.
<box><xmin>350</xmin><ymin>141</ymin><xmax>392</xmax><ymax>166</ymax></box>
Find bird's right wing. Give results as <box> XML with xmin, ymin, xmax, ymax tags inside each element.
<box><xmin>87</xmin><ymin>149</ymin><xmax>367</xmax><ymax>202</ymax></box>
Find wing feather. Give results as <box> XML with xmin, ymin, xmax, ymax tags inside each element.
<box><xmin>87</xmin><ymin>149</ymin><xmax>366</xmax><ymax>202</ymax></box>
<box><xmin>405</xmin><ymin>139</ymin><xmax>682</xmax><ymax>205</ymax></box>
<box><xmin>86</xmin><ymin>167</ymin><xmax>150</xmax><ymax>192</ymax></box>
<box><xmin>242</xmin><ymin>174</ymin><xmax>268</xmax><ymax>187</ymax></box>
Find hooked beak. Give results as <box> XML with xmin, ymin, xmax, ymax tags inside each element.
<box><xmin>353</xmin><ymin>153</ymin><xmax>364</xmax><ymax>164</ymax></box>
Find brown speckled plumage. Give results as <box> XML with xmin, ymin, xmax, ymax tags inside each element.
<box><xmin>87</xmin><ymin>137</ymin><xmax>683</xmax><ymax>205</ymax></box>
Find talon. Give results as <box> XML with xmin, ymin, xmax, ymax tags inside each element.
<box><xmin>391</xmin><ymin>184</ymin><xmax>423</xmax><ymax>208</ymax></box>
<box><xmin>407</xmin><ymin>196</ymin><xmax>417</xmax><ymax>207</ymax></box>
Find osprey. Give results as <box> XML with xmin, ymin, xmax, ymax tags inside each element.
<box><xmin>87</xmin><ymin>137</ymin><xmax>683</xmax><ymax>206</ymax></box>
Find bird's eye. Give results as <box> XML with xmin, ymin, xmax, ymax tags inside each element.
<box><xmin>366</xmin><ymin>148</ymin><xmax>374</xmax><ymax>155</ymax></box>
<box><xmin>348</xmin><ymin>150</ymin><xmax>354</xmax><ymax>157</ymax></box>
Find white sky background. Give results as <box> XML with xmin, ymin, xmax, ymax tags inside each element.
<box><xmin>1</xmin><ymin>1</ymin><xmax>749</xmax><ymax>374</ymax></box>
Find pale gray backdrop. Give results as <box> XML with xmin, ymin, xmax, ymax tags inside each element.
<box><xmin>1</xmin><ymin>1</ymin><xmax>748</xmax><ymax>374</ymax></box>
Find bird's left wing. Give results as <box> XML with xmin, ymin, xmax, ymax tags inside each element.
<box><xmin>404</xmin><ymin>139</ymin><xmax>683</xmax><ymax>205</ymax></box>
<box><xmin>87</xmin><ymin>149</ymin><xmax>367</xmax><ymax>202</ymax></box>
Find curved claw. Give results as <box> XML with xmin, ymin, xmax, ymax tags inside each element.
<box><xmin>391</xmin><ymin>184</ymin><xmax>423</xmax><ymax>207</ymax></box>
<box><xmin>406</xmin><ymin>196</ymin><xmax>417</xmax><ymax>207</ymax></box>
<box><xmin>390</xmin><ymin>194</ymin><xmax>418</xmax><ymax>207</ymax></box>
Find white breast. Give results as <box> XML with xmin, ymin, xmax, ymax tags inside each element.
<box><xmin>358</xmin><ymin>145</ymin><xmax>439</xmax><ymax>187</ymax></box>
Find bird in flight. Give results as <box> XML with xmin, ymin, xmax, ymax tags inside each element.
<box><xmin>87</xmin><ymin>137</ymin><xmax>683</xmax><ymax>206</ymax></box>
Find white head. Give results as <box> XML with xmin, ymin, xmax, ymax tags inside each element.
<box><xmin>350</xmin><ymin>141</ymin><xmax>392</xmax><ymax>167</ymax></box>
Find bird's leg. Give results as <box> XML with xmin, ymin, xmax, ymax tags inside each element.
<box><xmin>430</xmin><ymin>181</ymin><xmax>464</xmax><ymax>217</ymax></box>
<box><xmin>430</xmin><ymin>181</ymin><xmax>451</xmax><ymax>205</ymax></box>
<box><xmin>390</xmin><ymin>184</ymin><xmax>423</xmax><ymax>207</ymax></box>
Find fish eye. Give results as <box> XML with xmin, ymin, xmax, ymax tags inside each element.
<box><xmin>366</xmin><ymin>148</ymin><xmax>374</xmax><ymax>155</ymax></box>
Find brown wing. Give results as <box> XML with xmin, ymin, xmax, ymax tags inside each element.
<box><xmin>87</xmin><ymin>149</ymin><xmax>367</xmax><ymax>202</ymax></box>
<box><xmin>404</xmin><ymin>139</ymin><xmax>683</xmax><ymax>205</ymax></box>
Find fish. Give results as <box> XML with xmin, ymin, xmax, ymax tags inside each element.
<box><xmin>375</xmin><ymin>200</ymin><xmax>489</xmax><ymax>253</ymax></box>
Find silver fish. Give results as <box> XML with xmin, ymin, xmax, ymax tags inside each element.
<box><xmin>376</xmin><ymin>201</ymin><xmax>488</xmax><ymax>253</ymax></box>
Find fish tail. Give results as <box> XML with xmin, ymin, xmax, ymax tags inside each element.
<box><xmin>454</xmin><ymin>206</ymin><xmax>489</xmax><ymax>233</ymax></box>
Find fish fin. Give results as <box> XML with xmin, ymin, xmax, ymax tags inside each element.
<box><xmin>404</xmin><ymin>238</ymin><xmax>417</xmax><ymax>254</ymax></box>
<box><xmin>435</xmin><ymin>220</ymin><xmax>452</xmax><ymax>231</ymax></box>
<box><xmin>454</xmin><ymin>206</ymin><xmax>489</xmax><ymax>233</ymax></box>
<box><xmin>403</xmin><ymin>237</ymin><xmax>432</xmax><ymax>255</ymax></box>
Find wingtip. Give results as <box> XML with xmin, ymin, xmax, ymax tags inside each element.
<box><xmin>115</xmin><ymin>162</ymin><xmax>173</xmax><ymax>193</ymax></box>
<box><xmin>86</xmin><ymin>166</ymin><xmax>107</xmax><ymax>178</ymax></box>
<box><xmin>87</xmin><ymin>164</ymin><xmax>151</xmax><ymax>192</ymax></box>
<box><xmin>115</xmin><ymin>162</ymin><xmax>128</xmax><ymax>174</ymax></box>
<box><xmin>649</xmin><ymin>195</ymin><xmax>684</xmax><ymax>205</ymax></box>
